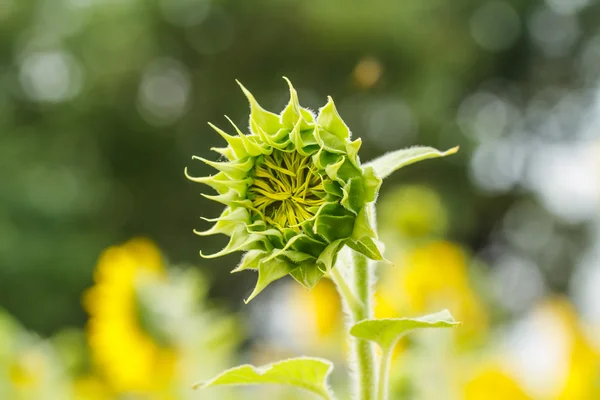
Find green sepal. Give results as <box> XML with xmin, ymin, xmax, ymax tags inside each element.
<box><xmin>346</xmin><ymin>236</ymin><xmax>383</xmax><ymax>260</ymax></box>
<box><xmin>224</xmin><ymin>116</ymin><xmax>267</xmax><ymax>157</ymax></box>
<box><xmin>315</xmin><ymin>126</ymin><xmax>347</xmax><ymax>154</ymax></box>
<box><xmin>366</xmin><ymin>146</ymin><xmax>459</xmax><ymax>180</ymax></box>
<box><xmin>351</xmin><ymin>206</ymin><xmax>376</xmax><ymax>240</ymax></box>
<box><xmin>261</xmin><ymin>234</ymin><xmax>314</xmax><ymax>263</ymax></box>
<box><xmin>317</xmin><ymin>96</ymin><xmax>350</xmax><ymax>140</ymax></box>
<box><xmin>324</xmin><ymin>155</ymin><xmax>345</xmax><ymax>182</ymax></box>
<box><xmin>245</xmin><ymin>257</ymin><xmax>297</xmax><ymax>303</ymax></box>
<box><xmin>316</xmin><ymin>239</ymin><xmax>346</xmax><ymax>273</ymax></box>
<box><xmin>289</xmin><ymin>118</ymin><xmax>306</xmax><ymax>154</ymax></box>
<box><xmin>185</xmin><ymin>170</ymin><xmax>250</xmax><ymax>197</ymax></box>
<box><xmin>340</xmin><ymin>177</ymin><xmax>364</xmax><ymax>214</ymax></box>
<box><xmin>284</xmin><ymin>234</ymin><xmax>327</xmax><ymax>258</ymax></box>
<box><xmin>279</xmin><ymin>251</ymin><xmax>316</xmax><ymax>264</ymax></box>
<box><xmin>194</xmin><ymin>207</ymin><xmax>249</xmax><ymax>236</ymax></box>
<box><xmin>323</xmin><ymin>180</ymin><xmax>343</xmax><ymax>198</ymax></box>
<box><xmin>200</xmin><ymin>226</ymin><xmax>266</xmax><ymax>259</ymax></box>
<box><xmin>361</xmin><ymin>166</ymin><xmax>381</xmax><ymax>204</ymax></box>
<box><xmin>201</xmin><ymin>190</ymin><xmax>241</xmax><ymax>206</ymax></box>
<box><xmin>298</xmin><ymin>129</ymin><xmax>320</xmax><ymax>156</ymax></box>
<box><xmin>194</xmin><ymin>357</ymin><xmax>335</xmax><ymax>400</ymax></box>
<box><xmin>236</xmin><ymin>80</ymin><xmax>282</xmax><ymax>136</ymax></box>
<box><xmin>232</xmin><ymin>250</ymin><xmax>265</xmax><ymax>273</ymax></box>
<box><xmin>314</xmin><ymin>214</ymin><xmax>354</xmax><ymax>242</ymax></box>
<box><xmin>208</xmin><ymin>122</ymin><xmax>249</xmax><ymax>159</ymax></box>
<box><xmin>349</xmin><ymin>310</ymin><xmax>459</xmax><ymax>352</ymax></box>
<box><xmin>289</xmin><ymin>260</ymin><xmax>325</xmax><ymax>289</ymax></box>
<box><xmin>345</xmin><ymin>138</ymin><xmax>362</xmax><ymax>168</ymax></box>
<box><xmin>335</xmin><ymin>158</ymin><xmax>362</xmax><ymax>183</ymax></box>
<box><xmin>281</xmin><ymin>77</ymin><xmax>315</xmax><ymax>131</ymax></box>
<box><xmin>195</xmin><ymin>156</ymin><xmax>254</xmax><ymax>180</ymax></box>
<box><xmin>210</xmin><ymin>146</ymin><xmax>235</xmax><ymax>160</ymax></box>
<box><xmin>253</xmin><ymin>123</ymin><xmax>291</xmax><ymax>149</ymax></box>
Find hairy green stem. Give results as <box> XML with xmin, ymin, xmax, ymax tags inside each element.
<box><xmin>329</xmin><ymin>267</ymin><xmax>362</xmax><ymax>317</ymax></box>
<box><xmin>377</xmin><ymin>348</ymin><xmax>393</xmax><ymax>400</ymax></box>
<box><xmin>332</xmin><ymin>251</ymin><xmax>378</xmax><ymax>400</ymax></box>
<box><xmin>351</xmin><ymin>251</ymin><xmax>377</xmax><ymax>400</ymax></box>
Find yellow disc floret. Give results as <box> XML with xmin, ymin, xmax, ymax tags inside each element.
<box><xmin>248</xmin><ymin>150</ymin><xmax>327</xmax><ymax>231</ymax></box>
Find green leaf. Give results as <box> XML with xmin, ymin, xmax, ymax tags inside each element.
<box><xmin>194</xmin><ymin>357</ymin><xmax>335</xmax><ymax>400</ymax></box>
<box><xmin>366</xmin><ymin>146</ymin><xmax>459</xmax><ymax>180</ymax></box>
<box><xmin>350</xmin><ymin>310</ymin><xmax>459</xmax><ymax>351</ymax></box>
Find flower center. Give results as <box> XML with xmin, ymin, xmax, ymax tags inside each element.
<box><xmin>248</xmin><ymin>150</ymin><xmax>326</xmax><ymax>231</ymax></box>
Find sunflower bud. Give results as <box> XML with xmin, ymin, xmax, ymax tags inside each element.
<box><xmin>186</xmin><ymin>78</ymin><xmax>382</xmax><ymax>301</ymax></box>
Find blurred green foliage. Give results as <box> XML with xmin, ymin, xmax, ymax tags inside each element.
<box><xmin>0</xmin><ymin>0</ymin><xmax>597</xmax><ymax>335</ymax></box>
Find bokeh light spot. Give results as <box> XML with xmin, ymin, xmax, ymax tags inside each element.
<box><xmin>137</xmin><ymin>58</ymin><xmax>191</xmax><ymax>126</ymax></box>
<box><xmin>470</xmin><ymin>1</ymin><xmax>521</xmax><ymax>52</ymax></box>
<box><xmin>364</xmin><ymin>98</ymin><xmax>416</xmax><ymax>150</ymax></box>
<box><xmin>18</xmin><ymin>50</ymin><xmax>83</xmax><ymax>103</ymax></box>
<box><xmin>529</xmin><ymin>7</ymin><xmax>580</xmax><ymax>57</ymax></box>
<box><xmin>186</xmin><ymin>7</ymin><xmax>234</xmax><ymax>55</ymax></box>
<box><xmin>159</xmin><ymin>0</ymin><xmax>211</xmax><ymax>28</ymax></box>
<box><xmin>545</xmin><ymin>0</ymin><xmax>590</xmax><ymax>15</ymax></box>
<box><xmin>352</xmin><ymin>57</ymin><xmax>383</xmax><ymax>89</ymax></box>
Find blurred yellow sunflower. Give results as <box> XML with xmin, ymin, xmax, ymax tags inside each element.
<box><xmin>8</xmin><ymin>348</ymin><xmax>49</xmax><ymax>393</ymax></box>
<box><xmin>72</xmin><ymin>375</ymin><xmax>112</xmax><ymax>400</ymax></box>
<box><xmin>529</xmin><ymin>297</ymin><xmax>600</xmax><ymax>400</ymax></box>
<box><xmin>378</xmin><ymin>184</ymin><xmax>448</xmax><ymax>240</ymax></box>
<box><xmin>550</xmin><ymin>298</ymin><xmax>600</xmax><ymax>400</ymax></box>
<box><xmin>287</xmin><ymin>278</ymin><xmax>343</xmax><ymax>348</ymax></box>
<box><xmin>83</xmin><ymin>238</ymin><xmax>176</xmax><ymax>395</ymax></box>
<box><xmin>464</xmin><ymin>364</ymin><xmax>531</xmax><ymax>400</ymax></box>
<box><xmin>378</xmin><ymin>240</ymin><xmax>488</xmax><ymax>344</ymax></box>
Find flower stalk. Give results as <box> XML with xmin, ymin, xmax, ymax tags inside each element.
<box><xmin>351</xmin><ymin>251</ymin><xmax>378</xmax><ymax>400</ymax></box>
<box><xmin>331</xmin><ymin>250</ymin><xmax>379</xmax><ymax>400</ymax></box>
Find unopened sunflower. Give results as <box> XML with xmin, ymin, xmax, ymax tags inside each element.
<box><xmin>186</xmin><ymin>79</ymin><xmax>383</xmax><ymax>301</ymax></box>
<box><xmin>187</xmin><ymin>79</ymin><xmax>459</xmax><ymax>399</ymax></box>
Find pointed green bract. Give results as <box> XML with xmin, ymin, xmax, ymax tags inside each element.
<box><xmin>194</xmin><ymin>357</ymin><xmax>335</xmax><ymax>400</ymax></box>
<box><xmin>186</xmin><ymin>79</ymin><xmax>458</xmax><ymax>302</ymax></box>
<box><xmin>366</xmin><ymin>146</ymin><xmax>459</xmax><ymax>180</ymax></box>
<box><xmin>317</xmin><ymin>96</ymin><xmax>350</xmax><ymax>140</ymax></box>
<box><xmin>349</xmin><ymin>310</ymin><xmax>460</xmax><ymax>352</ymax></box>
<box><xmin>244</xmin><ymin>257</ymin><xmax>296</xmax><ymax>303</ymax></box>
